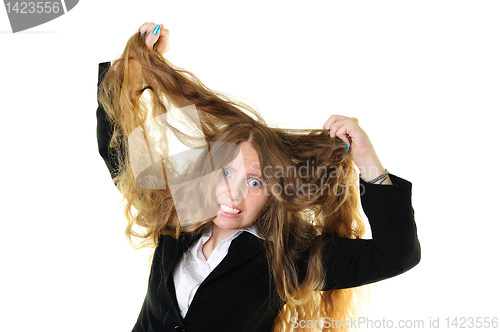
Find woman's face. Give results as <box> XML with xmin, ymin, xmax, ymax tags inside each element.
<box><xmin>212</xmin><ymin>141</ymin><xmax>268</xmax><ymax>232</ymax></box>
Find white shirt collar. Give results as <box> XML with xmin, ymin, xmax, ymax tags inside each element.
<box><xmin>201</xmin><ymin>223</ymin><xmax>266</xmax><ymax>242</ymax></box>
<box><xmin>242</xmin><ymin>223</ymin><xmax>265</xmax><ymax>240</ymax></box>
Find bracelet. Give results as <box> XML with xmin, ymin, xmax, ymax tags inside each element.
<box><xmin>360</xmin><ymin>169</ymin><xmax>389</xmax><ymax>184</ymax></box>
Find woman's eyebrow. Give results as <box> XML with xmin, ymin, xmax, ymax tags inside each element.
<box><xmin>225</xmin><ymin>165</ymin><xmax>263</xmax><ymax>179</ymax></box>
<box><xmin>247</xmin><ymin>172</ymin><xmax>263</xmax><ymax>180</ymax></box>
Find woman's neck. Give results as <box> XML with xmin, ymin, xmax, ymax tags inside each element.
<box><xmin>210</xmin><ymin>222</ymin><xmax>239</xmax><ymax>246</ymax></box>
<box><xmin>202</xmin><ymin>222</ymin><xmax>239</xmax><ymax>260</ymax></box>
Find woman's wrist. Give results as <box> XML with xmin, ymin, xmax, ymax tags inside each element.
<box><xmin>356</xmin><ymin>154</ymin><xmax>393</xmax><ymax>185</ymax></box>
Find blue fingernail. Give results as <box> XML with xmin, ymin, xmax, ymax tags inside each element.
<box><xmin>345</xmin><ymin>142</ymin><xmax>350</xmax><ymax>151</ymax></box>
<box><xmin>139</xmin><ymin>32</ymin><xmax>142</xmax><ymax>37</ymax></box>
<box><xmin>153</xmin><ymin>25</ymin><xmax>160</xmax><ymax>35</ymax></box>
<box><xmin>327</xmin><ymin>132</ymin><xmax>330</xmax><ymax>136</ymax></box>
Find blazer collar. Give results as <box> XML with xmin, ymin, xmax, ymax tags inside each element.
<box><xmin>202</xmin><ymin>231</ymin><xmax>265</xmax><ymax>283</ymax></box>
<box><xmin>162</xmin><ymin>230</ymin><xmax>265</xmax><ymax>326</ymax></box>
<box><xmin>168</xmin><ymin>227</ymin><xmax>265</xmax><ymax>273</ymax></box>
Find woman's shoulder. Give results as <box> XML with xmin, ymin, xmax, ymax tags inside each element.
<box><xmin>158</xmin><ymin>230</ymin><xmax>203</xmax><ymax>248</ymax></box>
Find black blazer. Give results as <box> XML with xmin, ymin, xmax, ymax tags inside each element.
<box><xmin>96</xmin><ymin>62</ymin><xmax>421</xmax><ymax>332</ymax></box>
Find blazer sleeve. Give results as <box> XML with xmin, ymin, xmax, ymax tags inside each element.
<box><xmin>96</xmin><ymin>61</ymin><xmax>121</xmax><ymax>183</ymax></box>
<box><xmin>321</xmin><ymin>173</ymin><xmax>421</xmax><ymax>290</ymax></box>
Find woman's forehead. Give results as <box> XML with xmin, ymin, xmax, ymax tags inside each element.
<box><xmin>226</xmin><ymin>142</ymin><xmax>263</xmax><ymax>177</ymax></box>
<box><xmin>238</xmin><ymin>141</ymin><xmax>260</xmax><ymax>162</ymax></box>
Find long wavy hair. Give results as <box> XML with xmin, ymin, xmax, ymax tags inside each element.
<box><xmin>98</xmin><ymin>31</ymin><xmax>369</xmax><ymax>332</ymax></box>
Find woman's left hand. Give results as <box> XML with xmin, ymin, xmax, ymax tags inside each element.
<box><xmin>323</xmin><ymin>115</ymin><xmax>377</xmax><ymax>167</ymax></box>
<box><xmin>323</xmin><ymin>114</ymin><xmax>393</xmax><ymax>185</ymax></box>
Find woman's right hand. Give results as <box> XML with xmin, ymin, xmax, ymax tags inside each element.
<box><xmin>139</xmin><ymin>22</ymin><xmax>170</xmax><ymax>54</ymax></box>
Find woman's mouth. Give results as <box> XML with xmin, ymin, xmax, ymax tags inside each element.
<box><xmin>218</xmin><ymin>204</ymin><xmax>242</xmax><ymax>218</ymax></box>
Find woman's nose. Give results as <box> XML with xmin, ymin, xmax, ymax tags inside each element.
<box><xmin>225</xmin><ymin>174</ymin><xmax>248</xmax><ymax>204</ymax></box>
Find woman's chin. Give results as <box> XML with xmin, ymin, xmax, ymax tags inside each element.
<box><xmin>213</xmin><ymin>216</ymin><xmax>240</xmax><ymax>230</ymax></box>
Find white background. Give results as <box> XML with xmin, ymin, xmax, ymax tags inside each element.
<box><xmin>1</xmin><ymin>1</ymin><xmax>499</xmax><ymax>331</ymax></box>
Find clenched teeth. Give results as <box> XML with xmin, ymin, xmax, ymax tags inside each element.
<box><xmin>219</xmin><ymin>204</ymin><xmax>241</xmax><ymax>214</ymax></box>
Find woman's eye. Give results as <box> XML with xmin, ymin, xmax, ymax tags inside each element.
<box><xmin>248</xmin><ymin>179</ymin><xmax>262</xmax><ymax>188</ymax></box>
<box><xmin>222</xmin><ymin>168</ymin><xmax>261</xmax><ymax>188</ymax></box>
<box><xmin>222</xmin><ymin>168</ymin><xmax>231</xmax><ymax>177</ymax></box>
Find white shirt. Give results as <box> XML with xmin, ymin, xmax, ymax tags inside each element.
<box><xmin>172</xmin><ymin>224</ymin><xmax>264</xmax><ymax>318</ymax></box>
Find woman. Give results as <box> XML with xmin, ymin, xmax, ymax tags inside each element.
<box><xmin>96</xmin><ymin>22</ymin><xmax>420</xmax><ymax>332</ymax></box>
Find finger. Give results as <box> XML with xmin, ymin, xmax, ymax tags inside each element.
<box><xmin>336</xmin><ymin>133</ymin><xmax>350</xmax><ymax>150</ymax></box>
<box><xmin>326</xmin><ymin>118</ymin><xmax>348</xmax><ymax>136</ymax></box>
<box><xmin>327</xmin><ymin>122</ymin><xmax>342</xmax><ymax>137</ymax></box>
<box><xmin>323</xmin><ymin>114</ymin><xmax>347</xmax><ymax>131</ymax></box>
<box><xmin>322</xmin><ymin>114</ymin><xmax>337</xmax><ymax>130</ymax></box>
<box><xmin>331</xmin><ymin>124</ymin><xmax>347</xmax><ymax>141</ymax></box>
<box><xmin>156</xmin><ymin>27</ymin><xmax>170</xmax><ymax>53</ymax></box>
<box><xmin>138</xmin><ymin>23</ymin><xmax>160</xmax><ymax>48</ymax></box>
<box><xmin>145</xmin><ymin>24</ymin><xmax>162</xmax><ymax>49</ymax></box>
<box><xmin>139</xmin><ymin>22</ymin><xmax>155</xmax><ymax>34</ymax></box>
<box><xmin>323</xmin><ymin>115</ymin><xmax>359</xmax><ymax>131</ymax></box>
<box><xmin>331</xmin><ymin>123</ymin><xmax>354</xmax><ymax>150</ymax></box>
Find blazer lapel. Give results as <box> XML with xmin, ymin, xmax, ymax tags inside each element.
<box><xmin>161</xmin><ymin>230</ymin><xmax>265</xmax><ymax>328</ymax></box>
<box><xmin>202</xmin><ymin>231</ymin><xmax>265</xmax><ymax>284</ymax></box>
<box><xmin>161</xmin><ymin>232</ymin><xmax>202</xmax><ymax>276</ymax></box>
<box><xmin>163</xmin><ymin>232</ymin><xmax>202</xmax><ymax>328</ymax></box>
